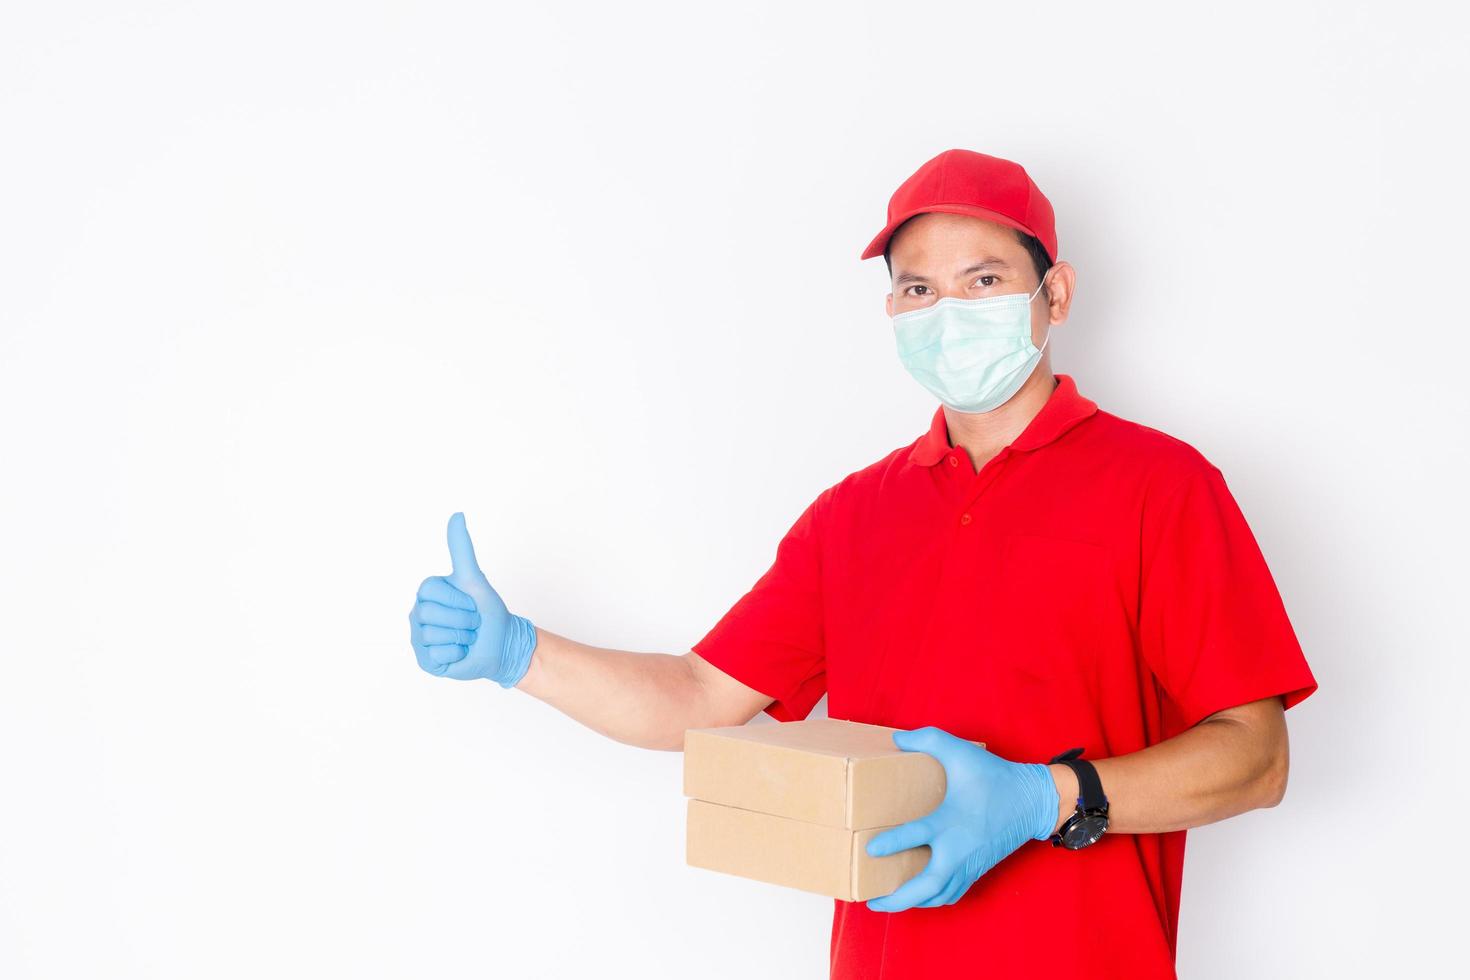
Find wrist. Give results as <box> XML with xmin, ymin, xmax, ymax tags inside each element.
<box><xmin>494</xmin><ymin>614</ymin><xmax>539</xmax><ymax>688</ymax></box>
<box><xmin>1045</xmin><ymin>762</ymin><xmax>1079</xmax><ymax>838</ymax></box>
<box><xmin>1017</xmin><ymin>761</ymin><xmax>1059</xmax><ymax>842</ymax></box>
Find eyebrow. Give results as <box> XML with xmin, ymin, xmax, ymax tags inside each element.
<box><xmin>893</xmin><ymin>257</ymin><xmax>1013</xmax><ymax>285</ymax></box>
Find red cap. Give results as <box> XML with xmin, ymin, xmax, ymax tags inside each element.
<box><xmin>860</xmin><ymin>149</ymin><xmax>1057</xmax><ymax>263</ymax></box>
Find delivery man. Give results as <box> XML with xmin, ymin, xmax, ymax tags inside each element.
<box><xmin>407</xmin><ymin>148</ymin><xmax>1319</xmax><ymax>980</ymax></box>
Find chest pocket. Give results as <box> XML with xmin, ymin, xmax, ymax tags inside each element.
<box><xmin>993</xmin><ymin>531</ymin><xmax>1119</xmax><ymax>683</ymax></box>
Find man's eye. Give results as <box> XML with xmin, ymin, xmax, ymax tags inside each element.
<box><xmin>976</xmin><ymin>275</ymin><xmax>998</xmax><ymax>287</ymax></box>
<box><xmin>905</xmin><ymin>285</ymin><xmax>931</xmax><ymax>296</ymax></box>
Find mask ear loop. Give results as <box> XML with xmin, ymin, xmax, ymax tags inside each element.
<box><xmin>1032</xmin><ymin>272</ymin><xmax>1053</xmax><ymax>353</ymax></box>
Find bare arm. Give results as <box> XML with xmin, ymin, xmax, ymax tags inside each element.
<box><xmin>1044</xmin><ymin>694</ymin><xmax>1291</xmax><ymax>836</ymax></box>
<box><xmin>512</xmin><ymin>627</ymin><xmax>774</xmax><ymax>752</ymax></box>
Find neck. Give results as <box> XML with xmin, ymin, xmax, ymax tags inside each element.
<box><xmin>942</xmin><ymin>366</ymin><xmax>1057</xmax><ymax>470</ymax></box>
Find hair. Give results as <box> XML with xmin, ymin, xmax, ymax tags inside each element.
<box><xmin>883</xmin><ymin>216</ymin><xmax>1054</xmax><ymax>298</ymax></box>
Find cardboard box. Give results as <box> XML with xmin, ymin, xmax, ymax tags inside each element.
<box><xmin>682</xmin><ymin>718</ymin><xmax>984</xmax><ymax>902</ymax></box>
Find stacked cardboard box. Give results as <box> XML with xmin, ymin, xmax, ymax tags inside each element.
<box><xmin>682</xmin><ymin>717</ymin><xmax>983</xmax><ymax>902</ymax></box>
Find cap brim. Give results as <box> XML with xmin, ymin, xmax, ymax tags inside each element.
<box><xmin>860</xmin><ymin>204</ymin><xmax>1039</xmax><ymax>260</ymax></box>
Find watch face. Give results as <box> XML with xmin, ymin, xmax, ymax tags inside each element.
<box><xmin>1063</xmin><ymin>815</ymin><xmax>1109</xmax><ymax>849</ymax></box>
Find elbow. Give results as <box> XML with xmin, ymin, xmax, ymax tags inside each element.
<box><xmin>1261</xmin><ymin>761</ymin><xmax>1288</xmax><ymax>808</ymax></box>
<box><xmin>1209</xmin><ymin>698</ymin><xmax>1292</xmax><ymax>812</ymax></box>
<box><xmin>1258</xmin><ymin>736</ymin><xmax>1290</xmax><ymax>809</ymax></box>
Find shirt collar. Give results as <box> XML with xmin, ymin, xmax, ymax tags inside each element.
<box><xmin>909</xmin><ymin>373</ymin><xmax>1099</xmax><ymax>467</ymax></box>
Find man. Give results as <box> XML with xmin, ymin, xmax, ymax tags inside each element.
<box><xmin>407</xmin><ymin>148</ymin><xmax>1318</xmax><ymax>979</ymax></box>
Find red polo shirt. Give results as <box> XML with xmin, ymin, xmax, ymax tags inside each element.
<box><xmin>690</xmin><ymin>373</ymin><xmax>1318</xmax><ymax>980</ymax></box>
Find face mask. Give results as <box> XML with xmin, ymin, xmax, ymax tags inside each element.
<box><xmin>892</xmin><ymin>275</ymin><xmax>1051</xmax><ymax>414</ymax></box>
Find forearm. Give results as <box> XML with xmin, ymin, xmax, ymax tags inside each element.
<box><xmin>512</xmin><ymin>626</ymin><xmax>709</xmax><ymax>752</ymax></box>
<box><xmin>1044</xmin><ymin>701</ymin><xmax>1288</xmax><ymax>836</ymax></box>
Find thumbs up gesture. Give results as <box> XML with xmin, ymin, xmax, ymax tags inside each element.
<box><xmin>408</xmin><ymin>512</ymin><xmax>538</xmax><ymax>686</ymax></box>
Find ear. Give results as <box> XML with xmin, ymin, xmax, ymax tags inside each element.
<box><xmin>1041</xmin><ymin>261</ymin><xmax>1076</xmax><ymax>326</ymax></box>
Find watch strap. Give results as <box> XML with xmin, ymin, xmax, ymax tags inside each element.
<box><xmin>1048</xmin><ymin>746</ymin><xmax>1107</xmax><ymax>811</ymax></box>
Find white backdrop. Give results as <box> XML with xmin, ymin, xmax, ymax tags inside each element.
<box><xmin>2</xmin><ymin>2</ymin><xmax>1465</xmax><ymax>977</ymax></box>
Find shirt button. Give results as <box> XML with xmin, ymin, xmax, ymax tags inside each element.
<box><xmin>960</xmin><ymin>513</ymin><xmax>972</xmax><ymax>525</ymax></box>
<box><xmin>948</xmin><ymin>455</ymin><xmax>959</xmax><ymax>467</ymax></box>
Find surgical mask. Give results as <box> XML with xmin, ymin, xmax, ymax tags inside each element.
<box><xmin>892</xmin><ymin>275</ymin><xmax>1051</xmax><ymax>414</ymax></box>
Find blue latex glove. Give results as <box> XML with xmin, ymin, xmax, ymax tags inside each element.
<box><xmin>863</xmin><ymin>725</ymin><xmax>1059</xmax><ymax>912</ymax></box>
<box><xmin>408</xmin><ymin>511</ymin><xmax>537</xmax><ymax>687</ymax></box>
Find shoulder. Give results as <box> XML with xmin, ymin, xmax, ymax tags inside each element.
<box><xmin>800</xmin><ymin>439</ymin><xmax>920</xmax><ymax>526</ymax></box>
<box><xmin>839</xmin><ymin>438</ymin><xmax>924</xmax><ymax>494</ymax></box>
<box><xmin>1082</xmin><ymin>408</ymin><xmax>1224</xmax><ymax>492</ymax></box>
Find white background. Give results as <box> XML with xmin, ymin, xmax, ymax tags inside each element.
<box><xmin>2</xmin><ymin>2</ymin><xmax>1465</xmax><ymax>977</ymax></box>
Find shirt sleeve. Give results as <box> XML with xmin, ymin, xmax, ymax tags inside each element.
<box><xmin>690</xmin><ymin>491</ymin><xmax>828</xmax><ymax>723</ymax></box>
<box><xmin>1138</xmin><ymin>458</ymin><xmax>1318</xmax><ymax>733</ymax></box>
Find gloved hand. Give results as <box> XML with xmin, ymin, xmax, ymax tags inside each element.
<box><xmin>408</xmin><ymin>511</ymin><xmax>538</xmax><ymax>687</ymax></box>
<box><xmin>863</xmin><ymin>725</ymin><xmax>1059</xmax><ymax>912</ymax></box>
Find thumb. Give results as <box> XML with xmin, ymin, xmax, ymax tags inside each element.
<box><xmin>446</xmin><ymin>511</ymin><xmax>484</xmax><ymax>582</ymax></box>
<box><xmin>892</xmin><ymin>726</ymin><xmax>961</xmax><ymax>766</ymax></box>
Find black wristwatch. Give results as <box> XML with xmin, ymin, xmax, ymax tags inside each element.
<box><xmin>1047</xmin><ymin>747</ymin><xmax>1109</xmax><ymax>850</ymax></box>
